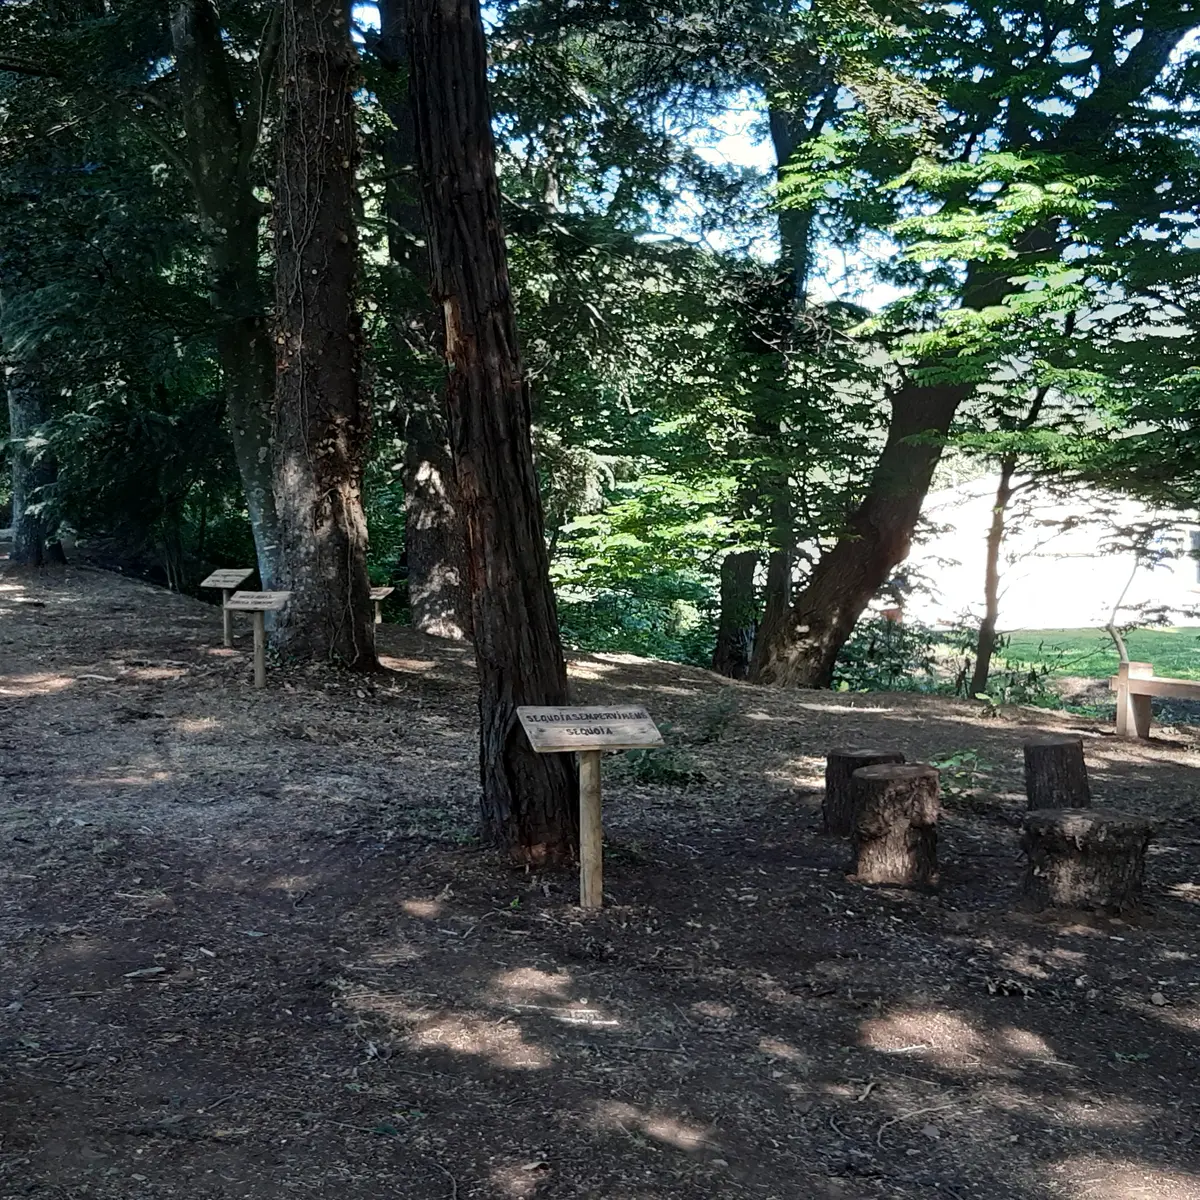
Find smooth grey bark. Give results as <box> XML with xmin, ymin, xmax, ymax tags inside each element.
<box><xmin>170</xmin><ymin>0</ymin><xmax>281</xmax><ymax>586</ymax></box>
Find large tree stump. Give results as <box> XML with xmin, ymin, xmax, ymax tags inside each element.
<box><xmin>824</xmin><ymin>748</ymin><xmax>905</xmax><ymax>836</ymax></box>
<box><xmin>1024</xmin><ymin>736</ymin><xmax>1091</xmax><ymax>809</ymax></box>
<box><xmin>1019</xmin><ymin>809</ymin><xmax>1154</xmax><ymax>912</ymax></box>
<box><xmin>850</xmin><ymin>764</ymin><xmax>939</xmax><ymax>886</ymax></box>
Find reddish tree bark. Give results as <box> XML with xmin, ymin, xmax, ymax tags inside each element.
<box><xmin>406</xmin><ymin>0</ymin><xmax>578</xmax><ymax>861</ymax></box>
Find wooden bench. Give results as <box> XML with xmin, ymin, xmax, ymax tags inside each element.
<box><xmin>1110</xmin><ymin>661</ymin><xmax>1200</xmax><ymax>739</ymax></box>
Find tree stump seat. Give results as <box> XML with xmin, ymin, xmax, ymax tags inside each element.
<box><xmin>1023</xmin><ymin>735</ymin><xmax>1091</xmax><ymax>810</ymax></box>
<box><xmin>1019</xmin><ymin>808</ymin><xmax>1154</xmax><ymax>912</ymax></box>
<box><xmin>823</xmin><ymin>748</ymin><xmax>905</xmax><ymax>836</ymax></box>
<box><xmin>849</xmin><ymin>763</ymin><xmax>939</xmax><ymax>887</ymax></box>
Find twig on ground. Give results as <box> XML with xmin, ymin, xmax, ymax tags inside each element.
<box><xmin>876</xmin><ymin>1101</ymin><xmax>958</xmax><ymax>1146</ymax></box>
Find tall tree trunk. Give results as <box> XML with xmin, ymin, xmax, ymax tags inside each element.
<box><xmin>969</xmin><ymin>457</ymin><xmax>1016</xmax><ymax>697</ymax></box>
<box><xmin>751</xmin><ymin>379</ymin><xmax>968</xmax><ymax>687</ymax></box>
<box><xmin>171</xmin><ymin>0</ymin><xmax>281</xmax><ymax>586</ymax></box>
<box><xmin>377</xmin><ymin>0</ymin><xmax>471</xmax><ymax>640</ymax></box>
<box><xmin>402</xmin><ymin>405</ymin><xmax>471</xmax><ymax>638</ymax></box>
<box><xmin>4</xmin><ymin>358</ymin><xmax>61</xmax><ymax>566</ymax></box>
<box><xmin>711</xmin><ymin>548</ymin><xmax>757</xmax><ymax>678</ymax></box>
<box><xmin>272</xmin><ymin>0</ymin><xmax>376</xmax><ymax>666</ymax></box>
<box><xmin>407</xmin><ymin>0</ymin><xmax>578</xmax><ymax>862</ymax></box>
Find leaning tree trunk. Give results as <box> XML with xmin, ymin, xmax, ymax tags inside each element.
<box><xmin>750</xmin><ymin>379</ymin><xmax>968</xmax><ymax>687</ymax></box>
<box><xmin>407</xmin><ymin>0</ymin><xmax>578</xmax><ymax>861</ymax></box>
<box><xmin>712</xmin><ymin>548</ymin><xmax>757</xmax><ymax>678</ymax></box>
<box><xmin>4</xmin><ymin>358</ymin><xmax>61</xmax><ymax>566</ymax></box>
<box><xmin>378</xmin><ymin>0</ymin><xmax>472</xmax><ymax>640</ymax></box>
<box><xmin>970</xmin><ymin>457</ymin><xmax>1016</xmax><ymax>697</ymax></box>
<box><xmin>171</xmin><ymin>0</ymin><xmax>281</xmax><ymax>586</ymax></box>
<box><xmin>271</xmin><ymin>0</ymin><xmax>376</xmax><ymax>667</ymax></box>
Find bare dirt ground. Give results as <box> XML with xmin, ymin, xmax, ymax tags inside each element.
<box><xmin>2</xmin><ymin>563</ymin><xmax>1199</xmax><ymax>1200</ymax></box>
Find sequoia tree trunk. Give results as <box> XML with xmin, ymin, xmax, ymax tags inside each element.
<box><xmin>171</xmin><ymin>0</ymin><xmax>281</xmax><ymax>586</ymax></box>
<box><xmin>407</xmin><ymin>0</ymin><xmax>578</xmax><ymax>861</ymax></box>
<box><xmin>378</xmin><ymin>0</ymin><xmax>472</xmax><ymax>640</ymax></box>
<box><xmin>712</xmin><ymin>548</ymin><xmax>757</xmax><ymax>678</ymax></box>
<box><xmin>750</xmin><ymin>379</ymin><xmax>968</xmax><ymax>687</ymax></box>
<box><xmin>271</xmin><ymin>0</ymin><xmax>376</xmax><ymax>666</ymax></box>
<box><xmin>4</xmin><ymin>359</ymin><xmax>60</xmax><ymax>566</ymax></box>
<box><xmin>969</xmin><ymin>457</ymin><xmax>1016</xmax><ymax>696</ymax></box>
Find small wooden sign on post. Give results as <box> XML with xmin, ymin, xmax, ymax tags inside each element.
<box><xmin>369</xmin><ymin>586</ymin><xmax>394</xmax><ymax>625</ymax></box>
<box><xmin>517</xmin><ymin>705</ymin><xmax>663</xmax><ymax>909</ymax></box>
<box><xmin>223</xmin><ymin>591</ymin><xmax>292</xmax><ymax>688</ymax></box>
<box><xmin>199</xmin><ymin>568</ymin><xmax>254</xmax><ymax>648</ymax></box>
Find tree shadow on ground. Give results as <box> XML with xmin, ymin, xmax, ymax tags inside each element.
<box><xmin>3</xmin><ymin>569</ymin><xmax>1199</xmax><ymax>1197</ymax></box>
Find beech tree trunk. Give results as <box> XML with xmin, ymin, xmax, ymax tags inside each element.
<box><xmin>712</xmin><ymin>549</ymin><xmax>757</xmax><ymax>678</ymax></box>
<box><xmin>377</xmin><ymin>0</ymin><xmax>471</xmax><ymax>640</ymax></box>
<box><xmin>4</xmin><ymin>358</ymin><xmax>62</xmax><ymax>566</ymax></box>
<box><xmin>171</xmin><ymin>0</ymin><xmax>281</xmax><ymax>586</ymax></box>
<box><xmin>271</xmin><ymin>0</ymin><xmax>376</xmax><ymax>667</ymax></box>
<box><xmin>407</xmin><ymin>0</ymin><xmax>578</xmax><ymax>861</ymax></box>
<box><xmin>751</xmin><ymin>379</ymin><xmax>968</xmax><ymax>687</ymax></box>
<box><xmin>969</xmin><ymin>457</ymin><xmax>1016</xmax><ymax>697</ymax></box>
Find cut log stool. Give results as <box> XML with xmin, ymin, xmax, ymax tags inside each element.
<box><xmin>824</xmin><ymin>748</ymin><xmax>905</xmax><ymax>836</ymax></box>
<box><xmin>850</xmin><ymin>763</ymin><xmax>940</xmax><ymax>887</ymax></box>
<box><xmin>1019</xmin><ymin>808</ymin><xmax>1154</xmax><ymax>912</ymax></box>
<box><xmin>1024</xmin><ymin>735</ymin><xmax>1091</xmax><ymax>809</ymax></box>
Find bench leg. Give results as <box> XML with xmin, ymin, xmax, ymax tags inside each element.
<box><xmin>1132</xmin><ymin>693</ymin><xmax>1152</xmax><ymax>739</ymax></box>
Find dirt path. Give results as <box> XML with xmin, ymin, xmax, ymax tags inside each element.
<box><xmin>2</xmin><ymin>564</ymin><xmax>1199</xmax><ymax>1199</ymax></box>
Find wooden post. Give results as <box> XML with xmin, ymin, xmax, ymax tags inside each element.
<box><xmin>252</xmin><ymin>610</ymin><xmax>266</xmax><ymax>689</ymax></box>
<box><xmin>222</xmin><ymin>588</ymin><xmax>233</xmax><ymax>647</ymax></box>
<box><xmin>579</xmin><ymin>749</ymin><xmax>603</xmax><ymax>909</ymax></box>
<box><xmin>1115</xmin><ymin>661</ymin><xmax>1154</xmax><ymax>739</ymax></box>
<box><xmin>1023</xmin><ymin>736</ymin><xmax>1091</xmax><ymax>809</ymax></box>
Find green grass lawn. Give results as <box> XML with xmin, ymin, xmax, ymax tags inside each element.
<box><xmin>1001</xmin><ymin>627</ymin><xmax>1200</xmax><ymax>681</ymax></box>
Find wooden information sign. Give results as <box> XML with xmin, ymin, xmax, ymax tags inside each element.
<box><xmin>518</xmin><ymin>705</ymin><xmax>663</xmax><ymax>909</ymax></box>
<box><xmin>369</xmin><ymin>586</ymin><xmax>395</xmax><ymax>624</ymax></box>
<box><xmin>223</xmin><ymin>591</ymin><xmax>292</xmax><ymax>688</ymax></box>
<box><xmin>199</xmin><ymin>568</ymin><xmax>254</xmax><ymax>647</ymax></box>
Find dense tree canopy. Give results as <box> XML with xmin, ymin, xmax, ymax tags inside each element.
<box><xmin>3</xmin><ymin>0</ymin><xmax>1198</xmax><ymax>710</ymax></box>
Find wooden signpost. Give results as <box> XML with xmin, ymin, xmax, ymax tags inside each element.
<box><xmin>517</xmin><ymin>705</ymin><xmax>662</xmax><ymax>909</ymax></box>
<box><xmin>369</xmin><ymin>586</ymin><xmax>395</xmax><ymax>625</ymax></box>
<box><xmin>223</xmin><ymin>591</ymin><xmax>292</xmax><ymax>688</ymax></box>
<box><xmin>199</xmin><ymin>568</ymin><xmax>254</xmax><ymax>647</ymax></box>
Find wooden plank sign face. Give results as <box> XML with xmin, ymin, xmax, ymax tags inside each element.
<box><xmin>369</xmin><ymin>586</ymin><xmax>395</xmax><ymax>601</ymax></box>
<box><xmin>200</xmin><ymin>568</ymin><xmax>254</xmax><ymax>590</ymax></box>
<box><xmin>518</xmin><ymin>705</ymin><xmax>663</xmax><ymax>753</ymax></box>
<box><xmin>224</xmin><ymin>590</ymin><xmax>292</xmax><ymax>612</ymax></box>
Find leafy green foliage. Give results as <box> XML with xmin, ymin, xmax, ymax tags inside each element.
<box><xmin>832</xmin><ymin>619</ymin><xmax>939</xmax><ymax>692</ymax></box>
